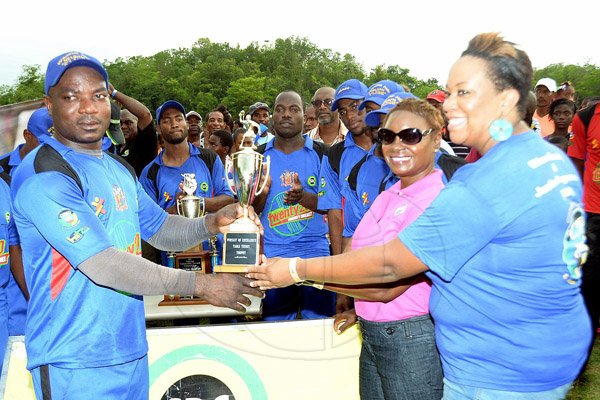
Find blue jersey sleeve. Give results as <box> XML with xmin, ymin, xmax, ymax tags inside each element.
<box><xmin>317</xmin><ymin>154</ymin><xmax>342</xmax><ymax>210</ymax></box>
<box><xmin>13</xmin><ymin>172</ymin><xmax>114</xmax><ymax>268</ymax></box>
<box><xmin>399</xmin><ymin>182</ymin><xmax>502</xmax><ymax>281</ymax></box>
<box><xmin>139</xmin><ymin>164</ymin><xmax>159</xmax><ymax>202</ymax></box>
<box><xmin>136</xmin><ymin>180</ymin><xmax>168</xmax><ymax>240</ymax></box>
<box><xmin>211</xmin><ymin>157</ymin><xmax>234</xmax><ymax>197</ymax></box>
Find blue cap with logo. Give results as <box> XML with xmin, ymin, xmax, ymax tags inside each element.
<box><xmin>359</xmin><ymin>80</ymin><xmax>405</xmax><ymax>110</ymax></box>
<box><xmin>45</xmin><ymin>51</ymin><xmax>109</xmax><ymax>95</ymax></box>
<box><xmin>27</xmin><ymin>107</ymin><xmax>53</xmax><ymax>143</ymax></box>
<box><xmin>331</xmin><ymin>79</ymin><xmax>368</xmax><ymax>112</ymax></box>
<box><xmin>365</xmin><ymin>92</ymin><xmax>418</xmax><ymax>127</ymax></box>
<box><xmin>156</xmin><ymin>100</ymin><xmax>186</xmax><ymax>123</ymax></box>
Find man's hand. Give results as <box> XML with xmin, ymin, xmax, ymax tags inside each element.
<box><xmin>333</xmin><ymin>308</ymin><xmax>357</xmax><ymax>334</ymax></box>
<box><xmin>205</xmin><ymin>203</ymin><xmax>263</xmax><ymax>235</ymax></box>
<box><xmin>283</xmin><ymin>173</ymin><xmax>303</xmax><ymax>205</ymax></box>
<box><xmin>195</xmin><ymin>273</ymin><xmax>264</xmax><ymax>312</ymax></box>
<box><xmin>245</xmin><ymin>256</ymin><xmax>296</xmax><ymax>290</ymax></box>
<box><xmin>336</xmin><ymin>294</ymin><xmax>354</xmax><ymax>314</ymax></box>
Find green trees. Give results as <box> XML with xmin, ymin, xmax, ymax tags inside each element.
<box><xmin>2</xmin><ymin>37</ymin><xmax>599</xmax><ymax>116</ymax></box>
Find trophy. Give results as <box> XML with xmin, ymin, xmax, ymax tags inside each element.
<box><xmin>160</xmin><ymin>173</ymin><xmax>211</xmax><ymax>306</ymax></box>
<box><xmin>213</xmin><ymin>146</ymin><xmax>270</xmax><ymax>272</ymax></box>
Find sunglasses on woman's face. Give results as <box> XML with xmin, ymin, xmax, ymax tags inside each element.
<box><xmin>376</xmin><ymin>127</ymin><xmax>434</xmax><ymax>145</ymax></box>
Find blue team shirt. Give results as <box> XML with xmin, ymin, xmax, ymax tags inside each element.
<box><xmin>342</xmin><ymin>144</ymin><xmax>390</xmax><ymax>236</ymax></box>
<box><xmin>11</xmin><ymin>139</ymin><xmax>168</xmax><ymax>369</ymax></box>
<box><xmin>260</xmin><ymin>136</ymin><xmax>329</xmax><ymax>258</ymax></box>
<box><xmin>400</xmin><ymin>132</ymin><xmax>591</xmax><ymax>391</ymax></box>
<box><xmin>0</xmin><ymin>173</ymin><xmax>18</xmax><ymax>286</ymax></box>
<box><xmin>139</xmin><ymin>143</ymin><xmax>232</xmax><ymax>208</ymax></box>
<box><xmin>0</xmin><ymin>145</ymin><xmax>24</xmax><ymax>175</ymax></box>
<box><xmin>318</xmin><ymin>133</ymin><xmax>368</xmax><ymax>237</ymax></box>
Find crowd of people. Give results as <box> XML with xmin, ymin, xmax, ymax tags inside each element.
<box><xmin>0</xmin><ymin>32</ymin><xmax>598</xmax><ymax>399</ymax></box>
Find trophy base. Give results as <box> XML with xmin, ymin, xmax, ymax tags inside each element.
<box><xmin>212</xmin><ymin>264</ymin><xmax>248</xmax><ymax>273</ymax></box>
<box><xmin>159</xmin><ymin>249</ymin><xmax>211</xmax><ymax>306</ymax></box>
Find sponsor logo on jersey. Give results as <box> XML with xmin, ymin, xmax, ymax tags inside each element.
<box><xmin>58</xmin><ymin>209</ymin><xmax>79</xmax><ymax>227</ymax></box>
<box><xmin>91</xmin><ymin>197</ymin><xmax>106</xmax><ymax>216</ymax></box>
<box><xmin>113</xmin><ymin>185</ymin><xmax>128</xmax><ymax>211</ymax></box>
<box><xmin>0</xmin><ymin>241</ymin><xmax>8</xmax><ymax>266</ymax></box>
<box><xmin>67</xmin><ymin>226</ymin><xmax>90</xmax><ymax>243</ymax></box>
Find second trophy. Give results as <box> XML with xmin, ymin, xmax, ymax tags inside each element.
<box><xmin>214</xmin><ymin>146</ymin><xmax>270</xmax><ymax>272</ymax></box>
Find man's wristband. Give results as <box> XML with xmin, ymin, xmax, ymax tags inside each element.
<box><xmin>111</xmin><ymin>89</ymin><xmax>118</xmax><ymax>99</ymax></box>
<box><xmin>288</xmin><ymin>257</ymin><xmax>303</xmax><ymax>284</ymax></box>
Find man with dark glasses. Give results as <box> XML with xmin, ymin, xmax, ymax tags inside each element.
<box><xmin>306</xmin><ymin>86</ymin><xmax>347</xmax><ymax>146</ymax></box>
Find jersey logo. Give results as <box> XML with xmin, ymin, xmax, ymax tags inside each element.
<box><xmin>67</xmin><ymin>226</ymin><xmax>90</xmax><ymax>244</ymax></box>
<box><xmin>199</xmin><ymin>182</ymin><xmax>209</xmax><ymax>192</ymax></box>
<box><xmin>0</xmin><ymin>240</ymin><xmax>8</xmax><ymax>266</ymax></box>
<box><xmin>280</xmin><ymin>171</ymin><xmax>295</xmax><ymax>187</ymax></box>
<box><xmin>58</xmin><ymin>209</ymin><xmax>79</xmax><ymax>228</ymax></box>
<box><xmin>4</xmin><ymin>211</ymin><xmax>9</xmax><ymax>224</ymax></box>
<box><xmin>307</xmin><ymin>176</ymin><xmax>317</xmax><ymax>187</ymax></box>
<box><xmin>112</xmin><ymin>185</ymin><xmax>128</xmax><ymax>211</ymax></box>
<box><xmin>163</xmin><ymin>191</ymin><xmax>172</xmax><ymax>203</ymax></box>
<box><xmin>91</xmin><ymin>197</ymin><xmax>106</xmax><ymax>216</ymax></box>
<box><xmin>320</xmin><ymin>177</ymin><xmax>326</xmax><ymax>188</ymax></box>
<box><xmin>361</xmin><ymin>191</ymin><xmax>369</xmax><ymax>206</ymax></box>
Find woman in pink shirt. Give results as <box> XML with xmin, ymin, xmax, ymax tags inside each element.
<box><xmin>313</xmin><ymin>99</ymin><xmax>446</xmax><ymax>399</ymax></box>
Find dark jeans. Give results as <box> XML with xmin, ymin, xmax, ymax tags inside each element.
<box><xmin>581</xmin><ymin>212</ymin><xmax>600</xmax><ymax>371</ymax></box>
<box><xmin>358</xmin><ymin>315</ymin><xmax>443</xmax><ymax>400</ymax></box>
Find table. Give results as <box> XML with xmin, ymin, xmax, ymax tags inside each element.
<box><xmin>143</xmin><ymin>295</ymin><xmax>262</xmax><ymax>320</ymax></box>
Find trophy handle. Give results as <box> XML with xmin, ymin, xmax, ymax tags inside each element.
<box><xmin>176</xmin><ymin>198</ymin><xmax>182</xmax><ymax>215</ymax></box>
<box><xmin>255</xmin><ymin>155</ymin><xmax>271</xmax><ymax>196</ymax></box>
<box><xmin>224</xmin><ymin>155</ymin><xmax>237</xmax><ymax>195</ymax></box>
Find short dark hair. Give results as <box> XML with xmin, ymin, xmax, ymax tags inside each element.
<box><xmin>550</xmin><ymin>98</ymin><xmax>576</xmax><ymax>118</ymax></box>
<box><xmin>210</xmin><ymin>129</ymin><xmax>234</xmax><ymax>149</ymax></box>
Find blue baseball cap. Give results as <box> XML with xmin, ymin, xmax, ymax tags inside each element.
<box><xmin>26</xmin><ymin>107</ymin><xmax>53</xmax><ymax>143</ymax></box>
<box><xmin>45</xmin><ymin>51</ymin><xmax>108</xmax><ymax>95</ymax></box>
<box><xmin>365</xmin><ymin>92</ymin><xmax>418</xmax><ymax>127</ymax></box>
<box><xmin>156</xmin><ymin>100</ymin><xmax>186</xmax><ymax>123</ymax></box>
<box><xmin>331</xmin><ymin>79</ymin><xmax>368</xmax><ymax>112</ymax></box>
<box><xmin>359</xmin><ymin>80</ymin><xmax>405</xmax><ymax>110</ymax></box>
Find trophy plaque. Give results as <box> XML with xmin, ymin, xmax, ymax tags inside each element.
<box><xmin>160</xmin><ymin>173</ymin><xmax>211</xmax><ymax>306</ymax></box>
<box><xmin>214</xmin><ymin>146</ymin><xmax>270</xmax><ymax>273</ymax></box>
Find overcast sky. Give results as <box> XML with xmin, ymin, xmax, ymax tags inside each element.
<box><xmin>1</xmin><ymin>0</ymin><xmax>596</xmax><ymax>88</ymax></box>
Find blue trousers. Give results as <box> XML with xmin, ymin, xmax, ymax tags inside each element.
<box><xmin>358</xmin><ymin>314</ymin><xmax>443</xmax><ymax>400</ymax></box>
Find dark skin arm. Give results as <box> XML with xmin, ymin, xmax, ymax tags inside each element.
<box><xmin>327</xmin><ymin>209</ymin><xmax>344</xmax><ymax>256</ymax></box>
<box><xmin>251</xmin><ymin>175</ymin><xmax>272</xmax><ymax>215</ymax></box>
<box><xmin>9</xmin><ymin>244</ymin><xmax>29</xmax><ymax>301</ymax></box>
<box><xmin>570</xmin><ymin>157</ymin><xmax>584</xmax><ymax>179</ymax></box>
<box><xmin>108</xmin><ymin>83</ymin><xmax>153</xmax><ymax>130</ymax></box>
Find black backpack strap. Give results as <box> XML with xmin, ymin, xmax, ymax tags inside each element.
<box><xmin>311</xmin><ymin>140</ymin><xmax>329</xmax><ymax>162</ymax></box>
<box><xmin>198</xmin><ymin>148</ymin><xmax>218</xmax><ymax>176</ymax></box>
<box><xmin>105</xmin><ymin>151</ymin><xmax>137</xmax><ymax>182</ymax></box>
<box><xmin>0</xmin><ymin>156</ymin><xmax>12</xmax><ymax>176</ymax></box>
<box><xmin>326</xmin><ymin>142</ymin><xmax>346</xmax><ymax>175</ymax></box>
<box><xmin>256</xmin><ymin>143</ymin><xmax>267</xmax><ymax>154</ymax></box>
<box><xmin>347</xmin><ymin>154</ymin><xmax>369</xmax><ymax>192</ymax></box>
<box><xmin>0</xmin><ymin>170</ymin><xmax>11</xmax><ymax>186</ymax></box>
<box><xmin>577</xmin><ymin>104</ymin><xmax>598</xmax><ymax>135</ymax></box>
<box><xmin>145</xmin><ymin>162</ymin><xmax>161</xmax><ymax>197</ymax></box>
<box><xmin>33</xmin><ymin>144</ymin><xmax>83</xmax><ymax>194</ymax></box>
<box><xmin>436</xmin><ymin>153</ymin><xmax>467</xmax><ymax>181</ymax></box>
<box><xmin>378</xmin><ymin>178</ymin><xmax>387</xmax><ymax>194</ymax></box>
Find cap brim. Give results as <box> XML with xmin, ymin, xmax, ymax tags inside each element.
<box><xmin>365</xmin><ymin>110</ymin><xmax>387</xmax><ymax>127</ymax></box>
<box><xmin>331</xmin><ymin>95</ymin><xmax>364</xmax><ymax>112</ymax></box>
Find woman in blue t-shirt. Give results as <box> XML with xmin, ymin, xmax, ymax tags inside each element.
<box><xmin>248</xmin><ymin>32</ymin><xmax>592</xmax><ymax>399</ymax></box>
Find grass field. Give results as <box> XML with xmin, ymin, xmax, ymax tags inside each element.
<box><xmin>568</xmin><ymin>337</ymin><xmax>600</xmax><ymax>399</ymax></box>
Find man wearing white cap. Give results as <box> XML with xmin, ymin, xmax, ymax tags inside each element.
<box><xmin>533</xmin><ymin>77</ymin><xmax>557</xmax><ymax>137</ymax></box>
<box><xmin>186</xmin><ymin>110</ymin><xmax>203</xmax><ymax>147</ymax></box>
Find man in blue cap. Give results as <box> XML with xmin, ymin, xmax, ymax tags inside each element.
<box><xmin>10</xmin><ymin>51</ymin><xmax>263</xmax><ymax>399</ymax></box>
<box><xmin>0</xmin><ymin>107</ymin><xmax>53</xmax><ymax>338</ymax></box>
<box><xmin>140</xmin><ymin>100</ymin><xmax>234</xmax><ymax>265</ymax></box>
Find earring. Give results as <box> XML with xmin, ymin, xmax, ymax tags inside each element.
<box><xmin>489</xmin><ymin>118</ymin><xmax>513</xmax><ymax>142</ymax></box>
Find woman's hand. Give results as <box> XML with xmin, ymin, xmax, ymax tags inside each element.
<box><xmin>245</xmin><ymin>255</ymin><xmax>295</xmax><ymax>290</ymax></box>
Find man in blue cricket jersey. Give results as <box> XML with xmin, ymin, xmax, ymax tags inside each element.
<box><xmin>252</xmin><ymin>90</ymin><xmax>335</xmax><ymax>320</ymax></box>
<box><xmin>10</xmin><ymin>51</ymin><xmax>263</xmax><ymax>399</ymax></box>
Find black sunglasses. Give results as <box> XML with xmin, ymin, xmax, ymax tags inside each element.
<box><xmin>377</xmin><ymin>128</ymin><xmax>434</xmax><ymax>145</ymax></box>
<box><xmin>311</xmin><ymin>98</ymin><xmax>334</xmax><ymax>108</ymax></box>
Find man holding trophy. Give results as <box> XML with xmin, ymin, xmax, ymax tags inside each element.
<box><xmin>140</xmin><ymin>100</ymin><xmax>234</xmax><ymax>278</ymax></box>
<box><xmin>10</xmin><ymin>51</ymin><xmax>264</xmax><ymax>399</ymax></box>
<box><xmin>249</xmin><ymin>90</ymin><xmax>336</xmax><ymax>321</ymax></box>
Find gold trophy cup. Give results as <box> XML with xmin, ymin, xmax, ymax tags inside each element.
<box><xmin>214</xmin><ymin>147</ymin><xmax>270</xmax><ymax>272</ymax></box>
<box><xmin>160</xmin><ymin>173</ymin><xmax>210</xmax><ymax>306</ymax></box>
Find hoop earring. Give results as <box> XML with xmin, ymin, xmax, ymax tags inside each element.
<box><xmin>489</xmin><ymin>118</ymin><xmax>513</xmax><ymax>142</ymax></box>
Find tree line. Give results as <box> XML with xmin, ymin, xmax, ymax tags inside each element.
<box><xmin>1</xmin><ymin>36</ymin><xmax>599</xmax><ymax>116</ymax></box>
